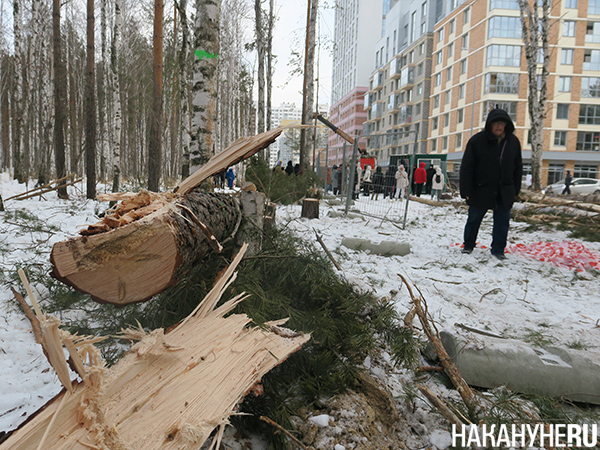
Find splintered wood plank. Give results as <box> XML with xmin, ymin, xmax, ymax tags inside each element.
<box><xmin>5</xmin><ymin>244</ymin><xmax>310</xmax><ymax>450</ymax></box>
<box><xmin>175</xmin><ymin>127</ymin><xmax>283</xmax><ymax>195</ymax></box>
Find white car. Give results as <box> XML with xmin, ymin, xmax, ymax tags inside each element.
<box><xmin>543</xmin><ymin>177</ymin><xmax>600</xmax><ymax>195</ymax></box>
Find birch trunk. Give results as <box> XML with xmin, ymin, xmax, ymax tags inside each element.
<box><xmin>53</xmin><ymin>0</ymin><xmax>68</xmax><ymax>197</ymax></box>
<box><xmin>12</xmin><ymin>0</ymin><xmax>25</xmax><ymax>182</ymax></box>
<box><xmin>98</xmin><ymin>0</ymin><xmax>108</xmax><ymax>181</ymax></box>
<box><xmin>255</xmin><ymin>0</ymin><xmax>264</xmax><ymax>136</ymax></box>
<box><xmin>300</xmin><ymin>0</ymin><xmax>317</xmax><ymax>172</ymax></box>
<box><xmin>179</xmin><ymin>0</ymin><xmax>191</xmax><ymax>179</ymax></box>
<box><xmin>518</xmin><ymin>0</ymin><xmax>550</xmax><ymax>192</ymax></box>
<box><xmin>266</xmin><ymin>0</ymin><xmax>274</xmax><ymax>132</ymax></box>
<box><xmin>111</xmin><ymin>0</ymin><xmax>122</xmax><ymax>193</ymax></box>
<box><xmin>189</xmin><ymin>0</ymin><xmax>219</xmax><ymax>174</ymax></box>
<box><xmin>148</xmin><ymin>0</ymin><xmax>164</xmax><ymax>191</ymax></box>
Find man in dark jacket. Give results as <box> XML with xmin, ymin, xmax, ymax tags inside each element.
<box><xmin>459</xmin><ymin>108</ymin><xmax>523</xmax><ymax>260</ymax></box>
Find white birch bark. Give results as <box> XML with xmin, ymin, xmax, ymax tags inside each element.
<box><xmin>300</xmin><ymin>0</ymin><xmax>317</xmax><ymax>172</ymax></box>
<box><xmin>518</xmin><ymin>0</ymin><xmax>550</xmax><ymax>192</ymax></box>
<box><xmin>189</xmin><ymin>0</ymin><xmax>219</xmax><ymax>174</ymax></box>
<box><xmin>255</xmin><ymin>0</ymin><xmax>265</xmax><ymax>135</ymax></box>
<box><xmin>111</xmin><ymin>0</ymin><xmax>122</xmax><ymax>193</ymax></box>
<box><xmin>179</xmin><ymin>0</ymin><xmax>191</xmax><ymax>178</ymax></box>
<box><xmin>12</xmin><ymin>0</ymin><xmax>24</xmax><ymax>181</ymax></box>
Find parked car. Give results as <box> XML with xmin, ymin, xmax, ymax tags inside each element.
<box><xmin>542</xmin><ymin>177</ymin><xmax>600</xmax><ymax>195</ymax></box>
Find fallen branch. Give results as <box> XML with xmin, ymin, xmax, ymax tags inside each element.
<box><xmin>398</xmin><ymin>273</ymin><xmax>480</xmax><ymax>418</ymax></box>
<box><xmin>417</xmin><ymin>385</ymin><xmax>464</xmax><ymax>426</ymax></box>
<box><xmin>455</xmin><ymin>323</ymin><xmax>506</xmax><ymax>339</ymax></box>
<box><xmin>260</xmin><ymin>416</ymin><xmax>311</xmax><ymax>450</ymax></box>
<box><xmin>4</xmin><ymin>173</ymin><xmax>76</xmax><ymax>201</ymax></box>
<box><xmin>8</xmin><ymin>179</ymin><xmax>82</xmax><ymax>202</ymax></box>
<box><xmin>313</xmin><ymin>228</ymin><xmax>341</xmax><ymax>271</ymax></box>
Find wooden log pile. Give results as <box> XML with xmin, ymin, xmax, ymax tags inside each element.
<box><xmin>4</xmin><ymin>244</ymin><xmax>310</xmax><ymax>450</ymax></box>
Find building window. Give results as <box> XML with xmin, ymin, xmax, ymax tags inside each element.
<box><xmin>416</xmin><ymin>102</ymin><xmax>421</xmax><ymax>114</ymax></box>
<box><xmin>563</xmin><ymin>20</ymin><xmax>576</xmax><ymax>37</ymax></box>
<box><xmin>445</xmin><ymin>90</ymin><xmax>451</xmax><ymax>104</ymax></box>
<box><xmin>422</xmin><ymin>1</ymin><xmax>427</xmax><ymax>18</ymax></box>
<box><xmin>463</xmin><ymin>7</ymin><xmax>470</xmax><ymax>23</ymax></box>
<box><xmin>448</xmin><ymin>43</ymin><xmax>454</xmax><ymax>58</ymax></box>
<box><xmin>449</xmin><ymin>19</ymin><xmax>455</xmax><ymax>34</ymax></box>
<box><xmin>554</xmin><ymin>131</ymin><xmax>567</xmax><ymax>146</ymax></box>
<box><xmin>417</xmin><ymin>83</ymin><xmax>423</xmax><ymax>95</ymax></box>
<box><xmin>590</xmin><ymin>0</ymin><xmax>600</xmax><ymax>15</ymax></box>
<box><xmin>444</xmin><ymin>113</ymin><xmax>450</xmax><ymax>127</ymax></box>
<box><xmin>447</xmin><ymin>67</ymin><xmax>453</xmax><ymax>82</ymax></box>
<box><xmin>579</xmin><ymin>104</ymin><xmax>600</xmax><ymax>124</ymax></box>
<box><xmin>459</xmin><ymin>83</ymin><xmax>465</xmax><ymax>99</ymax></box>
<box><xmin>438</xmin><ymin>29</ymin><xmax>444</xmax><ymax>43</ymax></box>
<box><xmin>490</xmin><ymin>0</ymin><xmax>519</xmax><ymax>9</ymax></box>
<box><xmin>433</xmin><ymin>94</ymin><xmax>440</xmax><ymax>108</ymax></box>
<box><xmin>432</xmin><ymin>117</ymin><xmax>439</xmax><ymax>129</ymax></box>
<box><xmin>576</xmin><ymin>132</ymin><xmax>600</xmax><ymax>150</ymax></box>
<box><xmin>561</xmin><ymin>48</ymin><xmax>574</xmax><ymax>65</ymax></box>
<box><xmin>456</xmin><ymin>133</ymin><xmax>462</xmax><ymax>148</ymax></box>
<box><xmin>558</xmin><ymin>76</ymin><xmax>572</xmax><ymax>92</ymax></box>
<box><xmin>574</xmin><ymin>164</ymin><xmax>598</xmax><ymax>177</ymax></box>
<box><xmin>421</xmin><ymin>22</ymin><xmax>426</xmax><ymax>35</ymax></box>
<box><xmin>431</xmin><ymin>138</ymin><xmax>437</xmax><ymax>152</ymax></box>
<box><xmin>487</xmin><ymin>45</ymin><xmax>521</xmax><ymax>67</ymax></box>
<box><xmin>436</xmin><ymin>51</ymin><xmax>442</xmax><ymax>65</ymax></box>
<box><xmin>418</xmin><ymin>63</ymin><xmax>424</xmax><ymax>75</ymax></box>
<box><xmin>484</xmin><ymin>73</ymin><xmax>519</xmax><ymax>93</ymax></box>
<box><xmin>460</xmin><ymin>59</ymin><xmax>467</xmax><ymax>75</ymax></box>
<box><xmin>420</xmin><ymin>42</ymin><xmax>425</xmax><ymax>55</ymax></box>
<box><xmin>462</xmin><ymin>34</ymin><xmax>469</xmax><ymax>49</ymax></box>
<box><xmin>586</xmin><ymin>22</ymin><xmax>600</xmax><ymax>43</ymax></box>
<box><xmin>548</xmin><ymin>164</ymin><xmax>566</xmax><ymax>184</ymax></box>
<box><xmin>565</xmin><ymin>0</ymin><xmax>578</xmax><ymax>7</ymax></box>
<box><xmin>488</xmin><ymin>16</ymin><xmax>523</xmax><ymax>38</ymax></box>
<box><xmin>482</xmin><ymin>101</ymin><xmax>517</xmax><ymax>121</ymax></box>
<box><xmin>411</xmin><ymin>11</ymin><xmax>417</xmax><ymax>42</ymax></box>
<box><xmin>582</xmin><ymin>77</ymin><xmax>600</xmax><ymax>97</ymax></box>
<box><xmin>458</xmin><ymin>108</ymin><xmax>464</xmax><ymax>123</ymax></box>
<box><xmin>435</xmin><ymin>73</ymin><xmax>441</xmax><ymax>86</ymax></box>
<box><xmin>443</xmin><ymin>136</ymin><xmax>448</xmax><ymax>150</ymax></box>
<box><xmin>583</xmin><ymin>50</ymin><xmax>600</xmax><ymax>70</ymax></box>
<box><xmin>557</xmin><ymin>103</ymin><xmax>570</xmax><ymax>120</ymax></box>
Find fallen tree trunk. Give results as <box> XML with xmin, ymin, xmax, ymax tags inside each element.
<box><xmin>4</xmin><ymin>244</ymin><xmax>311</xmax><ymax>450</ymax></box>
<box><xmin>50</xmin><ymin>128</ymin><xmax>284</xmax><ymax>306</ymax></box>
<box><xmin>51</xmin><ymin>191</ymin><xmax>240</xmax><ymax>305</ymax></box>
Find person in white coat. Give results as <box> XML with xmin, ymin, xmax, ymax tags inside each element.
<box><xmin>431</xmin><ymin>166</ymin><xmax>445</xmax><ymax>201</ymax></box>
<box><xmin>395</xmin><ymin>165</ymin><xmax>409</xmax><ymax>199</ymax></box>
<box><xmin>362</xmin><ymin>164</ymin><xmax>372</xmax><ymax>195</ymax></box>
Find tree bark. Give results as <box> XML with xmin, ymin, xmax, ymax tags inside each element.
<box><xmin>300</xmin><ymin>0</ymin><xmax>317</xmax><ymax>173</ymax></box>
<box><xmin>13</xmin><ymin>0</ymin><xmax>25</xmax><ymax>183</ymax></box>
<box><xmin>148</xmin><ymin>0</ymin><xmax>164</xmax><ymax>191</ymax></box>
<box><xmin>84</xmin><ymin>0</ymin><xmax>96</xmax><ymax>199</ymax></box>
<box><xmin>518</xmin><ymin>0</ymin><xmax>550</xmax><ymax>192</ymax></box>
<box><xmin>111</xmin><ymin>0</ymin><xmax>123</xmax><ymax>193</ymax></box>
<box><xmin>53</xmin><ymin>0</ymin><xmax>68</xmax><ymax>198</ymax></box>
<box><xmin>51</xmin><ymin>190</ymin><xmax>240</xmax><ymax>305</ymax></box>
<box><xmin>255</xmin><ymin>0</ymin><xmax>265</xmax><ymax>136</ymax></box>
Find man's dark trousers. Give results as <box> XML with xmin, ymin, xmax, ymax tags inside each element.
<box><xmin>463</xmin><ymin>205</ymin><xmax>511</xmax><ymax>255</ymax></box>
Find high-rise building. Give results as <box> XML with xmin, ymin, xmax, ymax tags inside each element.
<box><xmin>428</xmin><ymin>0</ymin><xmax>600</xmax><ymax>185</ymax></box>
<box><xmin>270</xmin><ymin>103</ymin><xmax>303</xmax><ymax>167</ymax></box>
<box><xmin>363</xmin><ymin>0</ymin><xmax>438</xmax><ymax>167</ymax></box>
<box><xmin>328</xmin><ymin>0</ymin><xmax>383</xmax><ymax>166</ymax></box>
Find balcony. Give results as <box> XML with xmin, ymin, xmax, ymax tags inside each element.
<box><xmin>374</xmin><ymin>71</ymin><xmax>384</xmax><ymax>89</ymax></box>
<box><xmin>387</xmin><ymin>94</ymin><xmax>399</xmax><ymax>112</ymax></box>
<box><xmin>364</xmin><ymin>93</ymin><xmax>371</xmax><ymax>110</ymax></box>
<box><xmin>398</xmin><ymin>67</ymin><xmax>415</xmax><ymax>90</ymax></box>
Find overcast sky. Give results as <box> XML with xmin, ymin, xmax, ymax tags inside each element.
<box><xmin>268</xmin><ymin>0</ymin><xmax>335</xmax><ymax>109</ymax></box>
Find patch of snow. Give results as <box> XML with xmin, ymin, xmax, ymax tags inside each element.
<box><xmin>309</xmin><ymin>414</ymin><xmax>332</xmax><ymax>428</ymax></box>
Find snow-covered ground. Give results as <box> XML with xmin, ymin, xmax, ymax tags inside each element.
<box><xmin>1</xmin><ymin>172</ymin><xmax>599</xmax><ymax>447</ymax></box>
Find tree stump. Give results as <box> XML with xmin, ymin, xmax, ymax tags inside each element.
<box><xmin>301</xmin><ymin>198</ymin><xmax>319</xmax><ymax>219</ymax></box>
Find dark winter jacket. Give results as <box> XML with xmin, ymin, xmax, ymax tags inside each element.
<box><xmin>372</xmin><ymin>167</ymin><xmax>385</xmax><ymax>193</ymax></box>
<box><xmin>459</xmin><ymin>108</ymin><xmax>523</xmax><ymax>210</ymax></box>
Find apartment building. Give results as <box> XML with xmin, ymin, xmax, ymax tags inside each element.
<box><xmin>328</xmin><ymin>0</ymin><xmax>383</xmax><ymax>166</ymax></box>
<box><xmin>429</xmin><ymin>0</ymin><xmax>600</xmax><ymax>185</ymax></box>
<box><xmin>363</xmin><ymin>0</ymin><xmax>439</xmax><ymax>167</ymax></box>
<box><xmin>270</xmin><ymin>103</ymin><xmax>303</xmax><ymax>167</ymax></box>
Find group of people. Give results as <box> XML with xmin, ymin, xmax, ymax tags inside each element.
<box><xmin>328</xmin><ymin>162</ymin><xmax>446</xmax><ymax>201</ymax></box>
<box><xmin>273</xmin><ymin>160</ymin><xmax>301</xmax><ymax>176</ymax></box>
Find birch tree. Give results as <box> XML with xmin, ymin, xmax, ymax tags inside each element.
<box><xmin>13</xmin><ymin>0</ymin><xmax>24</xmax><ymax>182</ymax></box>
<box><xmin>266</xmin><ymin>0</ymin><xmax>274</xmax><ymax>132</ymax></box>
<box><xmin>52</xmin><ymin>0</ymin><xmax>68</xmax><ymax>197</ymax></box>
<box><xmin>148</xmin><ymin>0</ymin><xmax>164</xmax><ymax>191</ymax></box>
<box><xmin>189</xmin><ymin>0</ymin><xmax>219</xmax><ymax>173</ymax></box>
<box><xmin>111</xmin><ymin>0</ymin><xmax>122</xmax><ymax>193</ymax></box>
<box><xmin>299</xmin><ymin>0</ymin><xmax>317</xmax><ymax>173</ymax></box>
<box><xmin>255</xmin><ymin>0</ymin><xmax>264</xmax><ymax>136</ymax></box>
<box><xmin>518</xmin><ymin>0</ymin><xmax>550</xmax><ymax>192</ymax></box>
<box><xmin>178</xmin><ymin>0</ymin><xmax>191</xmax><ymax>178</ymax></box>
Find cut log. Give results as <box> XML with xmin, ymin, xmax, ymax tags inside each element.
<box><xmin>50</xmin><ymin>191</ymin><xmax>240</xmax><ymax>305</ymax></box>
<box><xmin>301</xmin><ymin>198</ymin><xmax>319</xmax><ymax>219</ymax></box>
<box><xmin>4</xmin><ymin>244</ymin><xmax>311</xmax><ymax>450</ymax></box>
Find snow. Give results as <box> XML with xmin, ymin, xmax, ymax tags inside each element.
<box><xmin>1</xmin><ymin>175</ymin><xmax>599</xmax><ymax>445</ymax></box>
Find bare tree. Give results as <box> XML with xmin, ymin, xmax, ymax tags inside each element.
<box><xmin>518</xmin><ymin>0</ymin><xmax>551</xmax><ymax>191</ymax></box>
<box><xmin>148</xmin><ymin>0</ymin><xmax>164</xmax><ymax>191</ymax></box>
<box><xmin>85</xmin><ymin>0</ymin><xmax>97</xmax><ymax>199</ymax></box>
<box><xmin>53</xmin><ymin>0</ymin><xmax>68</xmax><ymax>197</ymax></box>
<box><xmin>266</xmin><ymin>0</ymin><xmax>274</xmax><ymax>129</ymax></box>
<box><xmin>178</xmin><ymin>0</ymin><xmax>191</xmax><ymax>179</ymax></box>
<box><xmin>189</xmin><ymin>0</ymin><xmax>219</xmax><ymax>173</ymax></box>
<box><xmin>299</xmin><ymin>0</ymin><xmax>317</xmax><ymax>173</ymax></box>
<box><xmin>255</xmin><ymin>0</ymin><xmax>265</xmax><ymax>136</ymax></box>
<box><xmin>111</xmin><ymin>0</ymin><xmax>123</xmax><ymax>193</ymax></box>
<box><xmin>13</xmin><ymin>0</ymin><xmax>25</xmax><ymax>183</ymax></box>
